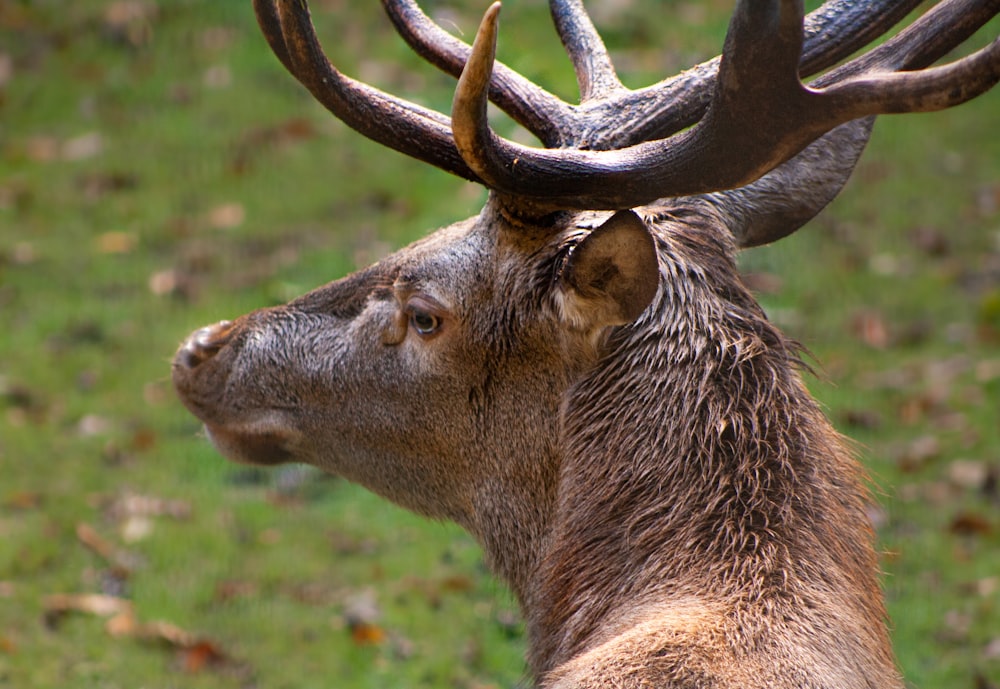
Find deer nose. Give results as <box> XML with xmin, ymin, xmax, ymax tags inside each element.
<box><xmin>177</xmin><ymin>320</ymin><xmax>235</xmax><ymax>369</ymax></box>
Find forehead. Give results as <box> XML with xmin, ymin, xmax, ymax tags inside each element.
<box><xmin>382</xmin><ymin>207</ymin><xmax>612</xmax><ymax>309</ymax></box>
<box><xmin>380</xmin><ymin>214</ymin><xmax>505</xmax><ymax>314</ymax></box>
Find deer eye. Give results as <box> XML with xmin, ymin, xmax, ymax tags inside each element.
<box><xmin>408</xmin><ymin>307</ymin><xmax>441</xmax><ymax>336</ymax></box>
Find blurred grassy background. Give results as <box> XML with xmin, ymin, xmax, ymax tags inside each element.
<box><xmin>1</xmin><ymin>1</ymin><xmax>998</xmax><ymax>688</ymax></box>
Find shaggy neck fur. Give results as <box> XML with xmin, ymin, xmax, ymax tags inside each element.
<box><xmin>509</xmin><ymin>205</ymin><xmax>894</xmax><ymax>683</ymax></box>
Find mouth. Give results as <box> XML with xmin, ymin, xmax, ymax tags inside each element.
<box><xmin>203</xmin><ymin>416</ymin><xmax>300</xmax><ymax>466</ymax></box>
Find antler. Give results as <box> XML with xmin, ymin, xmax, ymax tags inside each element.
<box><xmin>255</xmin><ymin>0</ymin><xmax>1000</xmax><ymax>212</ymax></box>
<box><xmin>452</xmin><ymin>0</ymin><xmax>1000</xmax><ymax>209</ymax></box>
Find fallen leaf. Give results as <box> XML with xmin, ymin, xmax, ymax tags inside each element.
<box><xmin>62</xmin><ymin>132</ymin><xmax>104</xmax><ymax>161</ymax></box>
<box><xmin>120</xmin><ymin>516</ymin><xmax>153</xmax><ymax>544</ymax></box>
<box><xmin>148</xmin><ymin>269</ymin><xmax>178</xmax><ymax>296</ymax></box>
<box><xmin>76</xmin><ymin>523</ymin><xmax>117</xmax><ymax>563</ymax></box>
<box><xmin>179</xmin><ymin>640</ymin><xmax>227</xmax><ymax>673</ymax></box>
<box><xmin>939</xmin><ymin>608</ymin><xmax>972</xmax><ymax>643</ymax></box>
<box><xmin>850</xmin><ymin>309</ymin><xmax>890</xmax><ymax>349</ymax></box>
<box><xmin>947</xmin><ymin>460</ymin><xmax>990</xmax><ymax>491</ymax></box>
<box><xmin>213</xmin><ymin>580</ymin><xmax>258</xmax><ymax>603</ymax></box>
<box><xmin>895</xmin><ymin>435</ymin><xmax>941</xmax><ymax>473</ymax></box>
<box><xmin>909</xmin><ymin>225</ymin><xmax>950</xmax><ymax>257</ymax></box>
<box><xmin>966</xmin><ymin>577</ymin><xmax>999</xmax><ymax>598</ymax></box>
<box><xmin>207</xmin><ymin>203</ymin><xmax>245</xmax><ymax>230</ymax></box>
<box><xmin>25</xmin><ymin>136</ymin><xmax>59</xmax><ymax>162</ymax></box>
<box><xmin>948</xmin><ymin>512</ymin><xmax>992</xmax><ymax>536</ymax></box>
<box><xmin>130</xmin><ymin>428</ymin><xmax>157</xmax><ymax>452</ymax></box>
<box><xmin>77</xmin><ymin>171</ymin><xmax>138</xmax><ymax>200</ymax></box>
<box><xmin>976</xmin><ymin>358</ymin><xmax>1000</xmax><ymax>383</ymax></box>
<box><xmin>77</xmin><ymin>522</ymin><xmax>141</xmax><ymax>573</ymax></box>
<box><xmin>78</xmin><ymin>414</ymin><xmax>115</xmax><ymax>437</ymax></box>
<box><xmin>974</xmin><ymin>671</ymin><xmax>1000</xmax><ymax>689</ymax></box>
<box><xmin>103</xmin><ymin>1</ymin><xmax>158</xmax><ymax>46</ymax></box>
<box><xmin>105</xmin><ymin>609</ymin><xmax>228</xmax><ymax>672</ymax></box>
<box><xmin>984</xmin><ymin>637</ymin><xmax>1000</xmax><ymax>660</ymax></box>
<box><xmin>440</xmin><ymin>574</ymin><xmax>475</xmax><ymax>593</ymax></box>
<box><xmin>44</xmin><ymin>593</ymin><xmax>132</xmax><ymax>628</ymax></box>
<box><xmin>202</xmin><ymin>64</ymin><xmax>231</xmax><ymax>89</ymax></box>
<box><xmin>2</xmin><ymin>491</ymin><xmax>43</xmax><ymax>510</ymax></box>
<box><xmin>343</xmin><ymin>588</ymin><xmax>383</xmax><ymax>646</ymax></box>
<box><xmin>96</xmin><ymin>231</ymin><xmax>137</xmax><ymax>255</ymax></box>
<box><xmin>0</xmin><ymin>53</ymin><xmax>11</xmax><ymax>90</ymax></box>
<box><xmin>348</xmin><ymin>621</ymin><xmax>386</xmax><ymax>646</ymax></box>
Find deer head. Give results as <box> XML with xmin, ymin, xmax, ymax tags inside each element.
<box><xmin>173</xmin><ymin>1</ymin><xmax>999</xmax><ymax>686</ymax></box>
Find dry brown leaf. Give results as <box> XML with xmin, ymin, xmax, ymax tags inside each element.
<box><xmin>0</xmin><ymin>53</ymin><xmax>11</xmax><ymax>89</ymax></box>
<box><xmin>103</xmin><ymin>1</ymin><xmax>158</xmax><ymax>46</ymax></box>
<box><xmin>179</xmin><ymin>640</ymin><xmax>228</xmax><ymax>673</ymax></box>
<box><xmin>25</xmin><ymin>136</ymin><xmax>59</xmax><ymax>162</ymax></box>
<box><xmin>207</xmin><ymin>203</ymin><xmax>245</xmax><ymax>230</ymax></box>
<box><xmin>349</xmin><ymin>621</ymin><xmax>386</xmax><ymax>646</ymax></box>
<box><xmin>105</xmin><ymin>608</ymin><xmax>227</xmax><ymax>671</ymax></box>
<box><xmin>148</xmin><ymin>269</ymin><xmax>178</xmax><ymax>296</ymax></box>
<box><xmin>850</xmin><ymin>309</ymin><xmax>890</xmax><ymax>349</ymax></box>
<box><xmin>947</xmin><ymin>460</ymin><xmax>990</xmax><ymax>491</ymax></box>
<box><xmin>984</xmin><ymin>637</ymin><xmax>1000</xmax><ymax>660</ymax></box>
<box><xmin>949</xmin><ymin>512</ymin><xmax>993</xmax><ymax>536</ymax></box>
<box><xmin>96</xmin><ymin>232</ymin><xmax>137</xmax><ymax>255</ymax></box>
<box><xmin>130</xmin><ymin>428</ymin><xmax>157</xmax><ymax>452</ymax></box>
<box><xmin>76</xmin><ymin>522</ymin><xmax>117</xmax><ymax>563</ymax></box>
<box><xmin>895</xmin><ymin>435</ymin><xmax>941</xmax><ymax>473</ymax></box>
<box><xmin>2</xmin><ymin>491</ymin><xmax>43</xmax><ymax>510</ymax></box>
<box><xmin>44</xmin><ymin>593</ymin><xmax>133</xmax><ymax>626</ymax></box>
<box><xmin>62</xmin><ymin>132</ymin><xmax>104</xmax><ymax>161</ymax></box>
<box><xmin>440</xmin><ymin>574</ymin><xmax>475</xmax><ymax>593</ymax></box>
<box><xmin>105</xmin><ymin>608</ymin><xmax>138</xmax><ymax>637</ymax></box>
<box><xmin>214</xmin><ymin>580</ymin><xmax>258</xmax><ymax>603</ymax></box>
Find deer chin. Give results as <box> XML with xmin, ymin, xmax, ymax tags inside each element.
<box><xmin>203</xmin><ymin>413</ymin><xmax>301</xmax><ymax>466</ymax></box>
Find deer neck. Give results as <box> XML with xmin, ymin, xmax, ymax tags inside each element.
<box><xmin>515</xmin><ymin>221</ymin><xmax>884</xmax><ymax>679</ymax></box>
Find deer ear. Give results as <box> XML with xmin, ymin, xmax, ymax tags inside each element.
<box><xmin>558</xmin><ymin>210</ymin><xmax>659</xmax><ymax>330</ymax></box>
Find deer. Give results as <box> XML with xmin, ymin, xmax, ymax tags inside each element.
<box><xmin>172</xmin><ymin>0</ymin><xmax>1000</xmax><ymax>686</ymax></box>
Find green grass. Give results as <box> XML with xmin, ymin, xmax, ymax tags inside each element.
<box><xmin>2</xmin><ymin>2</ymin><xmax>999</xmax><ymax>688</ymax></box>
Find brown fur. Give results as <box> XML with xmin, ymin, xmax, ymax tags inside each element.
<box><xmin>174</xmin><ymin>199</ymin><xmax>902</xmax><ymax>687</ymax></box>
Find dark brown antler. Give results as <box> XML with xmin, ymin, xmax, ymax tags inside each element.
<box><xmin>451</xmin><ymin>0</ymin><xmax>999</xmax><ymax>209</ymax></box>
<box><xmin>255</xmin><ymin>0</ymin><xmax>1000</xmax><ymax>212</ymax></box>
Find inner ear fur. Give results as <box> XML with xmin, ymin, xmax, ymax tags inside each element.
<box><xmin>559</xmin><ymin>210</ymin><xmax>659</xmax><ymax>330</ymax></box>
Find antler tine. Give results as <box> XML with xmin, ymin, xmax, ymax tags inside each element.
<box><xmin>798</xmin><ymin>0</ymin><xmax>924</xmax><ymax>75</ymax></box>
<box><xmin>825</xmin><ymin>40</ymin><xmax>1000</xmax><ymax>117</ymax></box>
<box><xmin>817</xmin><ymin>0</ymin><xmax>1000</xmax><ymax>82</ymax></box>
<box><xmin>252</xmin><ymin>0</ymin><xmax>297</xmax><ymax>76</ymax></box>
<box><xmin>549</xmin><ymin>0</ymin><xmax>624</xmax><ymax>102</ymax></box>
<box><xmin>595</xmin><ymin>0</ymin><xmax>926</xmax><ymax>149</ymax></box>
<box><xmin>452</xmin><ymin>3</ymin><xmax>504</xmax><ymax>187</ymax></box>
<box><xmin>253</xmin><ymin>0</ymin><xmax>481</xmax><ymax>183</ymax></box>
<box><xmin>446</xmin><ymin>0</ymin><xmax>1000</xmax><ymax>210</ymax></box>
<box><xmin>381</xmin><ymin>0</ymin><xmax>572</xmax><ymax>146</ymax></box>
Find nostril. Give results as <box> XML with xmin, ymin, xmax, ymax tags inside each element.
<box><xmin>178</xmin><ymin>320</ymin><xmax>234</xmax><ymax>369</ymax></box>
